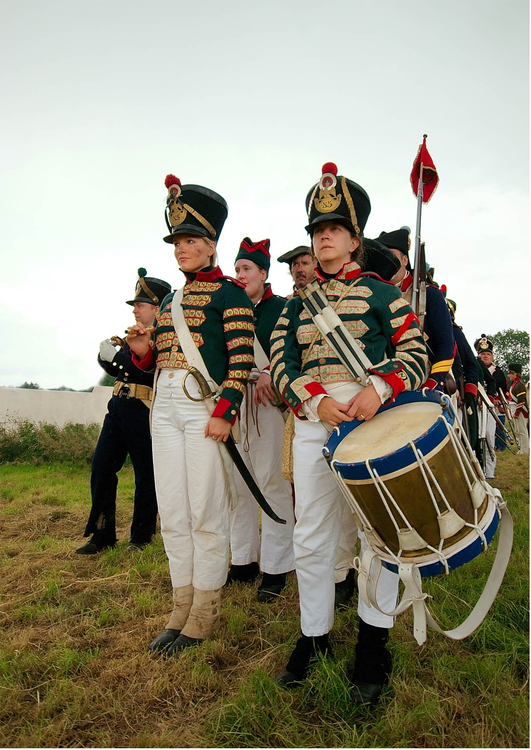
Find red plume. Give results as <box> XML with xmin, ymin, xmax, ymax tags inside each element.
<box><xmin>322</xmin><ymin>162</ymin><xmax>338</xmax><ymax>176</ymax></box>
<box><xmin>440</xmin><ymin>284</ymin><xmax>447</xmax><ymax>295</ymax></box>
<box><xmin>165</xmin><ymin>174</ymin><xmax>181</xmax><ymax>189</ymax></box>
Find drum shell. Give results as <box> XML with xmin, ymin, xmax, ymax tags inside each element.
<box><xmin>324</xmin><ymin>391</ymin><xmax>489</xmax><ymax>563</ymax></box>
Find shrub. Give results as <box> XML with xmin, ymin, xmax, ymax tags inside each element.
<box><xmin>0</xmin><ymin>417</ymin><xmax>101</xmax><ymax>465</ymax></box>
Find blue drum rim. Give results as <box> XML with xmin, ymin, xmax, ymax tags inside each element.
<box><xmin>323</xmin><ymin>389</ymin><xmax>455</xmax><ymax>481</ymax></box>
<box><xmin>381</xmin><ymin>505</ymin><xmax>500</xmax><ymax>577</ymax></box>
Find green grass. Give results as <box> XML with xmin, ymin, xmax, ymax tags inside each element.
<box><xmin>0</xmin><ymin>452</ymin><xmax>527</xmax><ymax>748</ymax></box>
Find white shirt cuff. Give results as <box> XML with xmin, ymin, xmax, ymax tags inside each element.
<box><xmin>367</xmin><ymin>375</ymin><xmax>393</xmax><ymax>404</ymax></box>
<box><xmin>301</xmin><ymin>394</ymin><xmax>330</xmax><ymax>422</ymax></box>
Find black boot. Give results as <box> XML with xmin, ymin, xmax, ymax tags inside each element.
<box><xmin>224</xmin><ymin>562</ymin><xmax>260</xmax><ymax>585</ymax></box>
<box><xmin>75</xmin><ymin>534</ymin><xmax>115</xmax><ymax>555</ymax></box>
<box><xmin>148</xmin><ymin>628</ymin><xmax>181</xmax><ymax>653</ymax></box>
<box><xmin>257</xmin><ymin>572</ymin><xmax>287</xmax><ymax>603</ymax></box>
<box><xmin>276</xmin><ymin>633</ymin><xmax>331</xmax><ymax>688</ymax></box>
<box><xmin>348</xmin><ymin>619</ymin><xmax>392</xmax><ymax>704</ymax></box>
<box><xmin>334</xmin><ymin>568</ymin><xmax>357</xmax><ymax>610</ymax></box>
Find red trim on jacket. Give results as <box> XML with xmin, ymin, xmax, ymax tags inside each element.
<box><xmin>465</xmin><ymin>383</ymin><xmax>478</xmax><ymax>397</ymax></box>
<box><xmin>390</xmin><ymin>311</ymin><xmax>418</xmax><ymax>346</ymax></box>
<box><xmin>131</xmin><ymin>346</ymin><xmax>154</xmax><ymax>370</ymax></box>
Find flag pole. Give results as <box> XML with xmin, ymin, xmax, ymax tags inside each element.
<box><xmin>411</xmin><ymin>134</ymin><xmax>427</xmax><ymax>317</ymax></box>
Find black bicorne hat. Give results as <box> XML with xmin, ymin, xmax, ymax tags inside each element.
<box><xmin>378</xmin><ymin>227</ymin><xmax>411</xmax><ymax>256</ymax></box>
<box><xmin>163</xmin><ymin>174</ymin><xmax>228</xmax><ymax>243</ymax></box>
<box><xmin>362</xmin><ymin>238</ymin><xmax>401</xmax><ymax>281</ymax></box>
<box><xmin>277</xmin><ymin>245</ymin><xmax>312</xmax><ymax>265</ymax></box>
<box><xmin>474</xmin><ymin>334</ymin><xmax>494</xmax><ymax>354</ymax></box>
<box><xmin>126</xmin><ymin>268</ymin><xmax>172</xmax><ymax>306</ymax></box>
<box><xmin>305</xmin><ymin>162</ymin><xmax>371</xmax><ymax>235</ymax></box>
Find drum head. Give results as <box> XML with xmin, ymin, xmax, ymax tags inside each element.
<box><xmin>334</xmin><ymin>401</ymin><xmax>442</xmax><ymax>464</ymax></box>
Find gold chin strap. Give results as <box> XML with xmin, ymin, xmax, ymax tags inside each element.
<box><xmin>138</xmin><ymin>277</ymin><xmax>159</xmax><ymax>304</ymax></box>
<box><xmin>183</xmin><ymin>203</ymin><xmax>216</xmax><ymax>238</ymax></box>
<box><xmin>341</xmin><ymin>177</ymin><xmax>360</xmax><ymax>235</ymax></box>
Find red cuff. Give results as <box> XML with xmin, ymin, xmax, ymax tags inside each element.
<box><xmin>212</xmin><ymin>397</ymin><xmax>237</xmax><ymax>424</ymax></box>
<box><xmin>465</xmin><ymin>383</ymin><xmax>478</xmax><ymax>397</ymax></box>
<box><xmin>132</xmin><ymin>347</ymin><xmax>154</xmax><ymax>369</ymax></box>
<box><xmin>377</xmin><ymin>371</ymin><xmax>407</xmax><ymax>400</ymax></box>
<box><xmin>422</xmin><ymin>377</ymin><xmax>439</xmax><ymax>390</ymax></box>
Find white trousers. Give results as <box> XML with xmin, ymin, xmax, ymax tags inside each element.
<box><xmin>510</xmin><ymin>405</ymin><xmax>529</xmax><ymax>454</ymax></box>
<box><xmin>292</xmin><ymin>418</ymin><xmax>397</xmax><ymax>636</ymax></box>
<box><xmin>151</xmin><ymin>369</ymin><xmax>230</xmax><ymax>591</ymax></box>
<box><xmin>230</xmin><ymin>387</ymin><xmax>295</xmax><ymax>574</ymax></box>
<box><xmin>485</xmin><ymin>411</ymin><xmax>497</xmax><ymax>479</ymax></box>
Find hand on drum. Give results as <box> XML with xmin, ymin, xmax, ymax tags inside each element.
<box><xmin>317</xmin><ymin>397</ymin><xmax>353</xmax><ymax>427</ymax></box>
<box><xmin>346</xmin><ymin>384</ymin><xmax>381</xmax><ymax>421</ymax></box>
<box><xmin>254</xmin><ymin>372</ymin><xmax>275</xmax><ymax>407</ymax></box>
<box><xmin>205</xmin><ymin>416</ymin><xmax>231</xmax><ymax>443</ymax></box>
<box><xmin>126</xmin><ymin>325</ymin><xmax>151</xmax><ymax>359</ymax></box>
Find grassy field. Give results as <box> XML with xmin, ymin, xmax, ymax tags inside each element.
<box><xmin>0</xmin><ymin>451</ymin><xmax>528</xmax><ymax>748</ymax></box>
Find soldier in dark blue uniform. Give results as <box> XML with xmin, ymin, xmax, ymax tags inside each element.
<box><xmin>76</xmin><ymin>269</ymin><xmax>171</xmax><ymax>554</ymax></box>
<box><xmin>378</xmin><ymin>228</ymin><xmax>455</xmax><ymax>390</ymax></box>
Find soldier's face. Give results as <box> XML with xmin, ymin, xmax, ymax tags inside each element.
<box><xmin>290</xmin><ymin>254</ymin><xmax>316</xmax><ymax>289</ymax></box>
<box><xmin>235</xmin><ymin>259</ymin><xmax>267</xmax><ymax>304</ymax></box>
<box><xmin>312</xmin><ymin>222</ymin><xmax>359</xmax><ymax>273</ymax></box>
<box><xmin>173</xmin><ymin>234</ymin><xmax>215</xmax><ymax>273</ymax></box>
<box><xmin>479</xmin><ymin>351</ymin><xmax>493</xmax><ymax>366</ymax></box>
<box><xmin>133</xmin><ymin>302</ymin><xmax>159</xmax><ymax>328</ymax></box>
<box><xmin>389</xmin><ymin>248</ymin><xmax>408</xmax><ymax>284</ymax></box>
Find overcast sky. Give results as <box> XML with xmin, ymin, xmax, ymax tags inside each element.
<box><xmin>1</xmin><ymin>0</ymin><xmax>528</xmax><ymax>390</ymax></box>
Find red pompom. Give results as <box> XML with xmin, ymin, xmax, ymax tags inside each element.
<box><xmin>165</xmin><ymin>174</ymin><xmax>181</xmax><ymax>189</ymax></box>
<box><xmin>440</xmin><ymin>284</ymin><xmax>447</xmax><ymax>294</ymax></box>
<box><xmin>322</xmin><ymin>162</ymin><xmax>338</xmax><ymax>176</ymax></box>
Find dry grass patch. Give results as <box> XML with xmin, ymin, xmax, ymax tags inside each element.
<box><xmin>0</xmin><ymin>453</ymin><xmax>528</xmax><ymax>748</ymax></box>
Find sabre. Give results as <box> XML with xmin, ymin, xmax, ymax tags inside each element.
<box><xmin>182</xmin><ymin>367</ymin><xmax>286</xmax><ymax>525</ymax></box>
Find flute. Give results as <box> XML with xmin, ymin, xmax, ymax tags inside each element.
<box><xmin>110</xmin><ymin>326</ymin><xmax>156</xmax><ymax>347</ymax></box>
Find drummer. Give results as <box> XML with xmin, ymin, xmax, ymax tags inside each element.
<box><xmin>270</xmin><ymin>162</ymin><xmax>429</xmax><ymax>703</ymax></box>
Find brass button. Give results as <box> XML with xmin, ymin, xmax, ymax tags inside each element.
<box><xmin>168</xmin><ymin>372</ymin><xmax>174</xmax><ymax>379</ymax></box>
<box><xmin>319</xmin><ymin>357</ymin><xmax>326</xmax><ymax>365</ymax></box>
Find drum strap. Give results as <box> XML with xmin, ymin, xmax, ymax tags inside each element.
<box><xmin>356</xmin><ymin>491</ymin><xmax>513</xmax><ymax>645</ymax></box>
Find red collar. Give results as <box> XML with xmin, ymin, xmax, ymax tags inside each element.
<box><xmin>400</xmin><ymin>273</ymin><xmax>413</xmax><ymax>292</ymax></box>
<box><xmin>315</xmin><ymin>260</ymin><xmax>362</xmax><ymax>282</ymax></box>
<box><xmin>184</xmin><ymin>266</ymin><xmax>224</xmax><ymax>282</ymax></box>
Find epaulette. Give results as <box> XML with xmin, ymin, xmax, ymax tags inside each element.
<box><xmin>221</xmin><ymin>275</ymin><xmax>246</xmax><ymax>289</ymax></box>
<box><xmin>359</xmin><ymin>271</ymin><xmax>394</xmax><ymax>285</ymax></box>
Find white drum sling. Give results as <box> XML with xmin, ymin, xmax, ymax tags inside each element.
<box><xmin>323</xmin><ymin>389</ymin><xmax>513</xmax><ymax>644</ymax></box>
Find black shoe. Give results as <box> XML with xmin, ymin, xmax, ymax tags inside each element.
<box><xmin>128</xmin><ymin>541</ymin><xmax>150</xmax><ymax>551</ymax></box>
<box><xmin>348</xmin><ymin>619</ymin><xmax>392</xmax><ymax>705</ymax></box>
<box><xmin>148</xmin><ymin>628</ymin><xmax>181</xmax><ymax>653</ymax></box>
<box><xmin>225</xmin><ymin>562</ymin><xmax>260</xmax><ymax>585</ymax></box>
<box><xmin>334</xmin><ymin>568</ymin><xmax>357</xmax><ymax>610</ymax></box>
<box><xmin>165</xmin><ymin>634</ymin><xmax>203</xmax><ymax>657</ymax></box>
<box><xmin>75</xmin><ymin>536</ymin><xmax>115</xmax><ymax>555</ymax></box>
<box><xmin>257</xmin><ymin>572</ymin><xmax>287</xmax><ymax>603</ymax></box>
<box><xmin>275</xmin><ymin>633</ymin><xmax>331</xmax><ymax>688</ymax></box>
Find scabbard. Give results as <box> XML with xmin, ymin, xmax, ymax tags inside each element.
<box><xmin>223</xmin><ymin>436</ymin><xmax>286</xmax><ymax>525</ymax></box>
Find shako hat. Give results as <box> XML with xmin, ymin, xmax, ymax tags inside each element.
<box><xmin>305</xmin><ymin>162</ymin><xmax>371</xmax><ymax>235</ymax></box>
<box><xmin>235</xmin><ymin>237</ymin><xmax>271</xmax><ymax>273</ymax></box>
<box><xmin>474</xmin><ymin>334</ymin><xmax>494</xmax><ymax>354</ymax></box>
<box><xmin>163</xmin><ymin>174</ymin><xmax>228</xmax><ymax>243</ymax></box>
<box><xmin>126</xmin><ymin>268</ymin><xmax>172</xmax><ymax>306</ymax></box>
<box><xmin>277</xmin><ymin>245</ymin><xmax>312</xmax><ymax>265</ymax></box>
<box><xmin>378</xmin><ymin>227</ymin><xmax>411</xmax><ymax>256</ymax></box>
<box><xmin>508</xmin><ymin>363</ymin><xmax>522</xmax><ymax>375</ymax></box>
<box><xmin>362</xmin><ymin>238</ymin><xmax>401</xmax><ymax>281</ymax></box>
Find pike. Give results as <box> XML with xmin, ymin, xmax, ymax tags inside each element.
<box><xmin>182</xmin><ymin>366</ymin><xmax>286</xmax><ymax>525</ymax></box>
<box><xmin>410</xmin><ymin>134</ymin><xmax>439</xmax><ymax>330</ymax></box>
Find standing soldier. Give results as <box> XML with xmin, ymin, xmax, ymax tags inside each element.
<box><xmin>226</xmin><ymin>238</ymin><xmax>296</xmax><ymax>600</ymax></box>
<box><xmin>378</xmin><ymin>227</ymin><xmax>455</xmax><ymax>391</ymax></box>
<box><xmin>128</xmin><ymin>175</ymin><xmax>255</xmax><ymax>655</ymax></box>
<box><xmin>76</xmin><ymin>269</ymin><xmax>171</xmax><ymax>554</ymax></box>
<box><xmin>474</xmin><ymin>335</ymin><xmax>509</xmax><ymax>451</ymax></box>
<box><xmin>474</xmin><ymin>336</ymin><xmax>499</xmax><ymax>478</ymax></box>
<box><xmin>508</xmin><ymin>363</ymin><xmax>529</xmax><ymax>454</ymax></box>
<box><xmin>270</xmin><ymin>162</ymin><xmax>428</xmax><ymax>703</ymax></box>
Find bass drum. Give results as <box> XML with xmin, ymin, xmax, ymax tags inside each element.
<box><xmin>323</xmin><ymin>390</ymin><xmax>500</xmax><ymax>577</ymax></box>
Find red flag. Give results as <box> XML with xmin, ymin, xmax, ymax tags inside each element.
<box><xmin>410</xmin><ymin>135</ymin><xmax>439</xmax><ymax>203</ymax></box>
